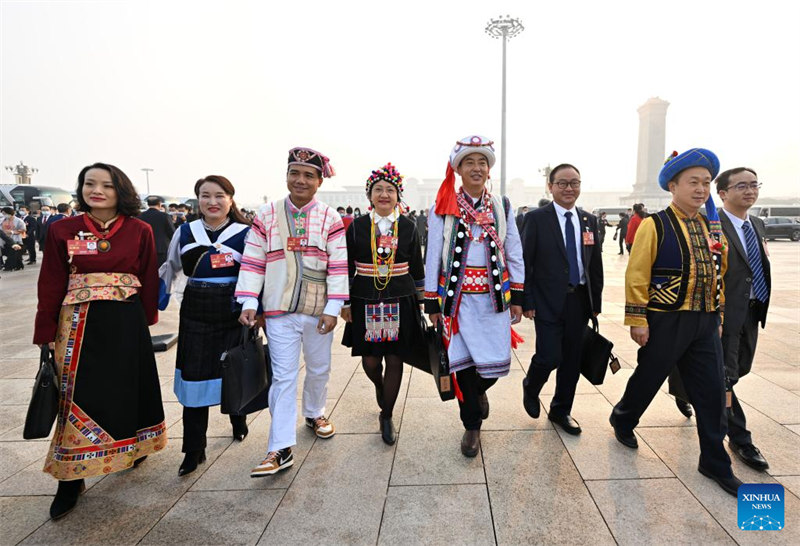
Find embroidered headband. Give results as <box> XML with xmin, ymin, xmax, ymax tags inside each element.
<box><xmin>287</xmin><ymin>146</ymin><xmax>336</xmax><ymax>178</ymax></box>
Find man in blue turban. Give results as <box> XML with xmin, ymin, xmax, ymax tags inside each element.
<box><xmin>609</xmin><ymin>148</ymin><xmax>744</xmax><ymax>497</ymax></box>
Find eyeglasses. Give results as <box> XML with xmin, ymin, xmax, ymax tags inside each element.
<box><xmin>730</xmin><ymin>182</ymin><xmax>762</xmax><ymax>192</ymax></box>
<box><xmin>553</xmin><ymin>179</ymin><xmax>581</xmax><ymax>189</ymax></box>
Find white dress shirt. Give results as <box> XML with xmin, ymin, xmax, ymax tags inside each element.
<box><xmin>371</xmin><ymin>209</ymin><xmax>397</xmax><ymax>235</ymax></box>
<box><xmin>722</xmin><ymin>208</ymin><xmax>754</xmax><ymax>298</ymax></box>
<box><xmin>552</xmin><ymin>202</ymin><xmax>586</xmax><ymax>284</ymax></box>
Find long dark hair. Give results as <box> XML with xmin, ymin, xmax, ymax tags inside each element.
<box><xmin>76</xmin><ymin>162</ymin><xmax>141</xmax><ymax>216</ymax></box>
<box><xmin>193</xmin><ymin>176</ymin><xmax>250</xmax><ymax>225</ymax></box>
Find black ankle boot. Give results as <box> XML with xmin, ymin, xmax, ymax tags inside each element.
<box><xmin>133</xmin><ymin>455</ymin><xmax>148</xmax><ymax>468</ymax></box>
<box><xmin>50</xmin><ymin>479</ymin><xmax>85</xmax><ymax>520</ymax></box>
<box><xmin>379</xmin><ymin>414</ymin><xmax>396</xmax><ymax>445</ymax></box>
<box><xmin>178</xmin><ymin>450</ymin><xmax>207</xmax><ymax>476</ymax></box>
<box><xmin>230</xmin><ymin>415</ymin><xmax>248</xmax><ymax>441</ymax></box>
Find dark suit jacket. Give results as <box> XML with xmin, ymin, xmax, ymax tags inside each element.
<box><xmin>720</xmin><ymin>211</ymin><xmax>771</xmax><ymax>330</ymax></box>
<box><xmin>522</xmin><ymin>203</ymin><xmax>603</xmax><ymax>322</ymax></box>
<box><xmin>22</xmin><ymin>215</ymin><xmax>38</xmax><ymax>242</ymax></box>
<box><xmin>138</xmin><ymin>208</ymin><xmax>175</xmax><ymax>259</ymax></box>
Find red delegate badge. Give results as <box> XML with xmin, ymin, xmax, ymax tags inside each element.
<box><xmin>67</xmin><ymin>239</ymin><xmax>99</xmax><ymax>255</ymax></box>
<box><xmin>582</xmin><ymin>231</ymin><xmax>595</xmax><ymax>245</ymax></box>
<box><xmin>378</xmin><ymin>235</ymin><xmax>398</xmax><ymax>250</ymax></box>
<box><xmin>474</xmin><ymin>212</ymin><xmax>494</xmax><ymax>225</ymax></box>
<box><xmin>286</xmin><ymin>236</ymin><xmax>308</xmax><ymax>251</ymax></box>
<box><xmin>210</xmin><ymin>253</ymin><xmax>235</xmax><ymax>269</ymax></box>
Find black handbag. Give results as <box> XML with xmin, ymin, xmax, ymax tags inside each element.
<box><xmin>426</xmin><ymin>320</ymin><xmax>455</xmax><ymax>401</ymax></box>
<box><xmin>23</xmin><ymin>346</ymin><xmax>60</xmax><ymax>440</ymax></box>
<box><xmin>220</xmin><ymin>326</ymin><xmax>270</xmax><ymax>415</ymax></box>
<box><xmin>580</xmin><ymin>317</ymin><xmax>619</xmax><ymax>385</ymax></box>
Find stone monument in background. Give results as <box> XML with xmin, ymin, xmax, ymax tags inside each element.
<box><xmin>624</xmin><ymin>97</ymin><xmax>671</xmax><ymax>208</ymax></box>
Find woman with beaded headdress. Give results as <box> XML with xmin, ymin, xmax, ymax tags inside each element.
<box><xmin>341</xmin><ymin>163</ymin><xmax>425</xmax><ymax>445</ymax></box>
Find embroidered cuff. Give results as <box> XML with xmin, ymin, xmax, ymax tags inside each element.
<box><xmin>623</xmin><ymin>303</ymin><xmax>648</xmax><ymax>327</ymax></box>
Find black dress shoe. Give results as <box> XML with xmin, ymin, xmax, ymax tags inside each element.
<box><xmin>478</xmin><ymin>392</ymin><xmax>490</xmax><ymax>420</ymax></box>
<box><xmin>609</xmin><ymin>414</ymin><xmax>638</xmax><ymax>448</ymax></box>
<box><xmin>178</xmin><ymin>450</ymin><xmax>207</xmax><ymax>476</ymax></box>
<box><xmin>379</xmin><ymin>415</ymin><xmax>396</xmax><ymax>445</ymax></box>
<box><xmin>522</xmin><ymin>378</ymin><xmax>541</xmax><ymax>419</ymax></box>
<box><xmin>731</xmin><ymin>443</ymin><xmax>769</xmax><ymax>471</ymax></box>
<box><xmin>133</xmin><ymin>455</ymin><xmax>148</xmax><ymax>468</ymax></box>
<box><xmin>675</xmin><ymin>398</ymin><xmax>693</xmax><ymax>418</ymax></box>
<box><xmin>461</xmin><ymin>430</ymin><xmax>480</xmax><ymax>458</ymax></box>
<box><xmin>698</xmin><ymin>465</ymin><xmax>742</xmax><ymax>497</ymax></box>
<box><xmin>231</xmin><ymin>415</ymin><xmax>248</xmax><ymax>441</ymax></box>
<box><xmin>50</xmin><ymin>479</ymin><xmax>85</xmax><ymax>520</ymax></box>
<box><xmin>549</xmin><ymin>413</ymin><xmax>582</xmax><ymax>435</ymax></box>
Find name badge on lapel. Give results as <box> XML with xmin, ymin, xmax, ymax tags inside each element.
<box><xmin>582</xmin><ymin>231</ymin><xmax>595</xmax><ymax>245</ymax></box>
<box><xmin>474</xmin><ymin>212</ymin><xmax>494</xmax><ymax>225</ymax></box>
<box><xmin>210</xmin><ymin>253</ymin><xmax>235</xmax><ymax>268</ymax></box>
<box><xmin>286</xmin><ymin>236</ymin><xmax>308</xmax><ymax>251</ymax></box>
<box><xmin>378</xmin><ymin>235</ymin><xmax>398</xmax><ymax>250</ymax></box>
<box><xmin>67</xmin><ymin>239</ymin><xmax>98</xmax><ymax>256</ymax></box>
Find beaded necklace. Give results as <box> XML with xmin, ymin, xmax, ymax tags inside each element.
<box><xmin>370</xmin><ymin>209</ymin><xmax>399</xmax><ymax>291</ymax></box>
<box><xmin>458</xmin><ymin>190</ymin><xmax>493</xmax><ymax>243</ymax></box>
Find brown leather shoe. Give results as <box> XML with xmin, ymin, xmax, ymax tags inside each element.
<box><xmin>461</xmin><ymin>430</ymin><xmax>480</xmax><ymax>458</ymax></box>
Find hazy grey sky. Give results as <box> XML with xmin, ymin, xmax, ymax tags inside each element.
<box><xmin>2</xmin><ymin>0</ymin><xmax>799</xmax><ymax>204</ymax></box>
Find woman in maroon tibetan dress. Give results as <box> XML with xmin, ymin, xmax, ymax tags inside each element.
<box><xmin>33</xmin><ymin>163</ymin><xmax>167</xmax><ymax>519</ymax></box>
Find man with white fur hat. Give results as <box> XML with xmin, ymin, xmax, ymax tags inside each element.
<box><xmin>424</xmin><ymin>135</ymin><xmax>525</xmax><ymax>457</ymax></box>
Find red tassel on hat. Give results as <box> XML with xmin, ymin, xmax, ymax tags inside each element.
<box><xmin>434</xmin><ymin>163</ymin><xmax>461</xmax><ymax>217</ymax></box>
<box><xmin>510</xmin><ymin>327</ymin><xmax>524</xmax><ymax>349</ymax></box>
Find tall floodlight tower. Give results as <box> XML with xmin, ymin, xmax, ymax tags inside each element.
<box><xmin>5</xmin><ymin>161</ymin><xmax>38</xmax><ymax>185</ymax></box>
<box><xmin>141</xmin><ymin>167</ymin><xmax>154</xmax><ymax>194</ymax></box>
<box><xmin>485</xmin><ymin>15</ymin><xmax>524</xmax><ymax>197</ymax></box>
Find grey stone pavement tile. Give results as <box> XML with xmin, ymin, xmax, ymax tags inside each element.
<box><xmin>391</xmin><ymin>397</ymin><xmax>485</xmax><ymax>486</ymax></box>
<box><xmin>20</xmin><ymin>437</ymin><xmax>231</xmax><ymax>545</ymax></box>
<box><xmin>258</xmin><ymin>434</ymin><xmax>394</xmax><ymax>544</ymax></box>
<box><xmin>557</xmin><ymin>427</ymin><xmax>674</xmax><ymax>481</ymax></box>
<box><xmin>139</xmin><ymin>489</ymin><xmax>284</xmax><ymax>545</ymax></box>
<box><xmin>2</xmin><ymin>243</ymin><xmax>798</xmax><ymax>544</ymax></box>
<box><xmin>586</xmin><ymin>478</ymin><xmax>734</xmax><ymax>544</ymax></box>
<box><xmin>483</xmin><ymin>430</ymin><xmax>615</xmax><ymax>545</ymax></box>
<box><xmin>0</xmin><ymin>496</ymin><xmax>52</xmax><ymax>546</ymax></box>
<box><xmin>638</xmin><ymin>426</ymin><xmax>800</xmax><ymax>545</ymax></box>
<box><xmin>378</xmin><ymin>484</ymin><xmax>495</xmax><ymax>545</ymax></box>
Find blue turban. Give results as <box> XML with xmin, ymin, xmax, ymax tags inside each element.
<box><xmin>658</xmin><ymin>148</ymin><xmax>720</xmax><ymax>191</ymax></box>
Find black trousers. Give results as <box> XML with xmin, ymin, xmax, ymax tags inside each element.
<box><xmin>526</xmin><ymin>286</ymin><xmax>591</xmax><ymax>417</ymax></box>
<box><xmin>618</xmin><ymin>235</ymin><xmax>625</xmax><ymax>254</ymax></box>
<box><xmin>456</xmin><ymin>367</ymin><xmax>497</xmax><ymax>431</ymax></box>
<box><xmin>24</xmin><ymin>237</ymin><xmax>36</xmax><ymax>262</ymax></box>
<box><xmin>182</xmin><ymin>406</ymin><xmax>246</xmax><ymax>452</ymax></box>
<box><xmin>670</xmin><ymin>301</ymin><xmax>762</xmax><ymax>446</ymax></box>
<box><xmin>613</xmin><ymin>311</ymin><xmax>732</xmax><ymax>478</ymax></box>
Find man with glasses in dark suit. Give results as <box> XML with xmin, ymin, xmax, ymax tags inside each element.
<box><xmin>521</xmin><ymin>164</ymin><xmax>604</xmax><ymax>435</ymax></box>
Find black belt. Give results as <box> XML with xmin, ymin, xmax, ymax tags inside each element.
<box><xmin>749</xmin><ymin>299</ymin><xmax>764</xmax><ymax>308</ymax></box>
<box><xmin>566</xmin><ymin>284</ymin><xmax>587</xmax><ymax>294</ymax></box>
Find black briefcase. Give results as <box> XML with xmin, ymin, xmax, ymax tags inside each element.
<box><xmin>23</xmin><ymin>346</ymin><xmax>60</xmax><ymax>440</ymax></box>
<box><xmin>220</xmin><ymin>327</ymin><xmax>270</xmax><ymax>415</ymax></box>
<box><xmin>426</xmin><ymin>321</ymin><xmax>455</xmax><ymax>401</ymax></box>
<box><xmin>580</xmin><ymin>317</ymin><xmax>619</xmax><ymax>385</ymax></box>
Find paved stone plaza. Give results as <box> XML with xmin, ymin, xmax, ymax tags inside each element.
<box><xmin>1</xmin><ymin>239</ymin><xmax>798</xmax><ymax>545</ymax></box>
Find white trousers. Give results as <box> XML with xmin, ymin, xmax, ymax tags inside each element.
<box><xmin>265</xmin><ymin>313</ymin><xmax>333</xmax><ymax>451</ymax></box>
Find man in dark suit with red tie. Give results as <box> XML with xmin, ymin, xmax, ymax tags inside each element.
<box><xmin>521</xmin><ymin>164</ymin><xmax>604</xmax><ymax>435</ymax></box>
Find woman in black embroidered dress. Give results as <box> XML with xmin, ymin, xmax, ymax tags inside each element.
<box><xmin>341</xmin><ymin>164</ymin><xmax>424</xmax><ymax>444</ymax></box>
